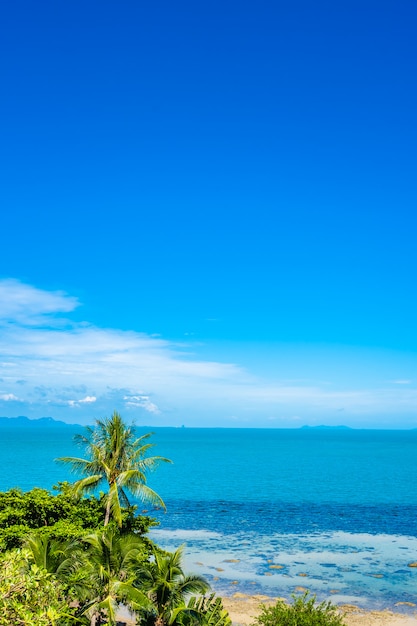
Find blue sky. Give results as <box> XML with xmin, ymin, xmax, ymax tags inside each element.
<box><xmin>1</xmin><ymin>1</ymin><xmax>417</xmax><ymax>427</ymax></box>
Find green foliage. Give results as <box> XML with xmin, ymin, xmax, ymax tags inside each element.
<box><xmin>0</xmin><ymin>483</ymin><xmax>157</xmax><ymax>551</ymax></box>
<box><xmin>186</xmin><ymin>593</ymin><xmax>232</xmax><ymax>626</ymax></box>
<box><xmin>78</xmin><ymin>526</ymin><xmax>152</xmax><ymax>625</ymax></box>
<box><xmin>0</xmin><ymin>531</ymin><xmax>216</xmax><ymax>626</ymax></box>
<box><xmin>0</xmin><ymin>485</ymin><xmax>103</xmax><ymax>550</ymax></box>
<box><xmin>0</xmin><ymin>549</ymin><xmax>80</xmax><ymax>625</ymax></box>
<box><xmin>136</xmin><ymin>544</ymin><xmax>210</xmax><ymax>626</ymax></box>
<box><xmin>252</xmin><ymin>593</ymin><xmax>345</xmax><ymax>626</ymax></box>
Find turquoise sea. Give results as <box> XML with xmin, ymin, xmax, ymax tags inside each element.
<box><xmin>1</xmin><ymin>424</ymin><xmax>417</xmax><ymax>611</ymax></box>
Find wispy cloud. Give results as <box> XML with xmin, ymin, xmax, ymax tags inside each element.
<box><xmin>0</xmin><ymin>393</ymin><xmax>21</xmax><ymax>401</ymax></box>
<box><xmin>0</xmin><ymin>279</ymin><xmax>79</xmax><ymax>326</ymax></box>
<box><xmin>1</xmin><ymin>279</ymin><xmax>417</xmax><ymax>426</ymax></box>
<box><xmin>0</xmin><ymin>279</ymin><xmax>246</xmax><ymax>421</ymax></box>
<box><xmin>123</xmin><ymin>394</ymin><xmax>160</xmax><ymax>414</ymax></box>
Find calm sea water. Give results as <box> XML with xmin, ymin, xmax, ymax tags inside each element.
<box><xmin>1</xmin><ymin>425</ymin><xmax>417</xmax><ymax>611</ymax></box>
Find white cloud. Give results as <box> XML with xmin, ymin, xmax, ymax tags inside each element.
<box><xmin>123</xmin><ymin>394</ymin><xmax>160</xmax><ymax>414</ymax></box>
<box><xmin>1</xmin><ymin>278</ymin><xmax>417</xmax><ymax>426</ymax></box>
<box><xmin>67</xmin><ymin>396</ymin><xmax>97</xmax><ymax>407</ymax></box>
<box><xmin>0</xmin><ymin>393</ymin><xmax>20</xmax><ymax>401</ymax></box>
<box><xmin>0</xmin><ymin>279</ymin><xmax>79</xmax><ymax>326</ymax></box>
<box><xmin>0</xmin><ymin>279</ymin><xmax>246</xmax><ymax>420</ymax></box>
<box><xmin>80</xmin><ymin>396</ymin><xmax>96</xmax><ymax>403</ymax></box>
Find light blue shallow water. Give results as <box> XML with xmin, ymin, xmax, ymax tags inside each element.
<box><xmin>1</xmin><ymin>425</ymin><xmax>417</xmax><ymax>610</ymax></box>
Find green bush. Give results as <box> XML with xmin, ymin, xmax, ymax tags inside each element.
<box><xmin>253</xmin><ymin>593</ymin><xmax>345</xmax><ymax>626</ymax></box>
<box><xmin>0</xmin><ymin>484</ymin><xmax>158</xmax><ymax>551</ymax></box>
<box><xmin>186</xmin><ymin>593</ymin><xmax>232</xmax><ymax>626</ymax></box>
<box><xmin>0</xmin><ymin>550</ymin><xmax>79</xmax><ymax>626</ymax></box>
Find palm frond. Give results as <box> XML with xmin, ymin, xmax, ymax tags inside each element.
<box><xmin>96</xmin><ymin>594</ymin><xmax>118</xmax><ymax>625</ymax></box>
<box><xmin>55</xmin><ymin>455</ymin><xmax>92</xmax><ymax>469</ymax></box>
<box><xmin>177</xmin><ymin>574</ymin><xmax>210</xmax><ymax>596</ymax></box>
<box><xmin>130</xmin><ymin>441</ymin><xmax>155</xmax><ymax>459</ymax></box>
<box><xmin>187</xmin><ymin>594</ymin><xmax>232</xmax><ymax>626</ymax></box>
<box><xmin>134</xmin><ymin>455</ymin><xmax>173</xmax><ymax>471</ymax></box>
<box><xmin>127</xmin><ymin>482</ymin><xmax>167</xmax><ymax>510</ymax></box>
<box><xmin>132</xmin><ymin>432</ymin><xmax>154</xmax><ymax>446</ymax></box>
<box><xmin>70</xmin><ymin>474</ymin><xmax>104</xmax><ymax>497</ymax></box>
<box><xmin>117</xmin><ymin>487</ymin><xmax>130</xmax><ymax>509</ymax></box>
<box><xmin>73</xmin><ymin>427</ymin><xmax>94</xmax><ymax>445</ymax></box>
<box><xmin>116</xmin><ymin>468</ymin><xmax>147</xmax><ymax>488</ymax></box>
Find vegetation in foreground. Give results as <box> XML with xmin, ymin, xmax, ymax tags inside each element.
<box><xmin>0</xmin><ymin>411</ymin><xmax>231</xmax><ymax>626</ymax></box>
<box><xmin>253</xmin><ymin>593</ymin><xmax>345</xmax><ymax>626</ymax></box>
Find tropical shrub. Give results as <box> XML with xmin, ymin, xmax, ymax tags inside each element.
<box><xmin>0</xmin><ymin>484</ymin><xmax>157</xmax><ymax>551</ymax></box>
<box><xmin>0</xmin><ymin>549</ymin><xmax>79</xmax><ymax>626</ymax></box>
<box><xmin>186</xmin><ymin>593</ymin><xmax>232</xmax><ymax>626</ymax></box>
<box><xmin>252</xmin><ymin>593</ymin><xmax>345</xmax><ymax>626</ymax></box>
<box><xmin>0</xmin><ymin>485</ymin><xmax>102</xmax><ymax>550</ymax></box>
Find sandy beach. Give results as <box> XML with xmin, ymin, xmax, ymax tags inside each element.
<box><xmin>117</xmin><ymin>595</ymin><xmax>417</xmax><ymax>626</ymax></box>
<box><xmin>222</xmin><ymin>595</ymin><xmax>417</xmax><ymax>626</ymax></box>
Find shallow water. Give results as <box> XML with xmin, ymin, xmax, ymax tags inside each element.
<box><xmin>150</xmin><ymin>526</ymin><xmax>417</xmax><ymax>610</ymax></box>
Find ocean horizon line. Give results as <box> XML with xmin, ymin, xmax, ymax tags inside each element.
<box><xmin>1</xmin><ymin>415</ymin><xmax>417</xmax><ymax>431</ymax></box>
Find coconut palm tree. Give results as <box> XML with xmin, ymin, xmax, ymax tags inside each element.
<box><xmin>57</xmin><ymin>411</ymin><xmax>171</xmax><ymax>526</ymax></box>
<box><xmin>136</xmin><ymin>545</ymin><xmax>210</xmax><ymax>626</ymax></box>
<box><xmin>80</xmin><ymin>526</ymin><xmax>152</xmax><ymax>626</ymax></box>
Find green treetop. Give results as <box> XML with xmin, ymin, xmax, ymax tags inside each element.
<box><xmin>57</xmin><ymin>410</ymin><xmax>172</xmax><ymax>526</ymax></box>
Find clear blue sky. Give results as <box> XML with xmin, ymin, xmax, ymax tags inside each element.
<box><xmin>1</xmin><ymin>1</ymin><xmax>416</xmax><ymax>427</ymax></box>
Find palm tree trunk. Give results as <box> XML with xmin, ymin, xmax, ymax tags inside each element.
<box><xmin>91</xmin><ymin>610</ymin><xmax>104</xmax><ymax>626</ymax></box>
<box><xmin>104</xmin><ymin>498</ymin><xmax>111</xmax><ymax>526</ymax></box>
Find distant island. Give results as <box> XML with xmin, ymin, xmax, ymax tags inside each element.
<box><xmin>0</xmin><ymin>416</ymin><xmax>355</xmax><ymax>430</ymax></box>
<box><xmin>300</xmin><ymin>424</ymin><xmax>352</xmax><ymax>430</ymax></box>
<box><xmin>0</xmin><ymin>415</ymin><xmax>76</xmax><ymax>428</ymax></box>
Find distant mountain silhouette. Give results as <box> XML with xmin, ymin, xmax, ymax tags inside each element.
<box><xmin>0</xmin><ymin>415</ymin><xmax>77</xmax><ymax>428</ymax></box>
<box><xmin>301</xmin><ymin>424</ymin><xmax>352</xmax><ymax>430</ymax></box>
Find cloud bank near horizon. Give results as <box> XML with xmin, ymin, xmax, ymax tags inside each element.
<box><xmin>0</xmin><ymin>279</ymin><xmax>416</xmax><ymax>427</ymax></box>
